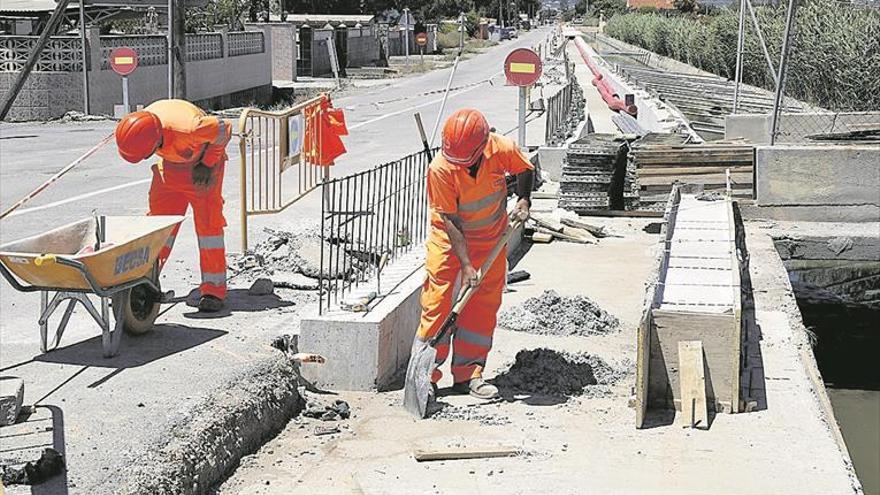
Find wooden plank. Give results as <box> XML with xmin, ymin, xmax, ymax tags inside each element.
<box><xmin>413</xmin><ymin>446</ymin><xmax>520</xmax><ymax>462</ymax></box>
<box><xmin>678</xmin><ymin>341</ymin><xmax>709</xmax><ymax>429</ymax></box>
<box><xmin>637</xmin><ymin>172</ymin><xmax>753</xmax><ymax>187</ymax></box>
<box><xmin>727</xmin><ymin>198</ymin><xmax>744</xmax><ymax>413</ymax></box>
<box><xmin>638</xmin><ymin>166</ymin><xmax>753</xmax><ymax>177</ymax></box>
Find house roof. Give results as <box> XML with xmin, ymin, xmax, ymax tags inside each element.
<box><xmin>268</xmin><ymin>13</ymin><xmax>375</xmax><ymax>24</ymax></box>
<box><xmin>0</xmin><ymin>0</ymin><xmax>65</xmax><ymax>13</ymax></box>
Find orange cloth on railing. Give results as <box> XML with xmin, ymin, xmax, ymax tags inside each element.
<box><xmin>303</xmin><ymin>96</ymin><xmax>348</xmax><ymax>166</ymax></box>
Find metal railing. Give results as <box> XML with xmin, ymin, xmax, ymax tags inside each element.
<box><xmin>238</xmin><ymin>94</ymin><xmax>330</xmax><ymax>251</ymax></box>
<box><xmin>545</xmin><ymin>80</ymin><xmax>574</xmax><ymax>146</ymax></box>
<box><xmin>318</xmin><ymin>148</ymin><xmax>437</xmax><ymax>314</ymax></box>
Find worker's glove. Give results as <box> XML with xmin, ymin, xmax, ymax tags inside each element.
<box><xmin>192</xmin><ymin>163</ymin><xmax>213</xmax><ymax>188</ymax></box>
<box><xmin>513</xmin><ymin>198</ymin><xmax>531</xmax><ymax>222</ymax></box>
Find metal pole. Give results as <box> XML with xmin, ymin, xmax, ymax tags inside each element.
<box><xmin>403</xmin><ymin>8</ymin><xmax>410</xmax><ymax>66</ymax></box>
<box><xmin>122</xmin><ymin>75</ymin><xmax>130</xmax><ymax>114</ymax></box>
<box><xmin>732</xmin><ymin>0</ymin><xmax>745</xmax><ymax>114</ymax></box>
<box><xmin>78</xmin><ymin>1</ymin><xmax>90</xmax><ymax>114</ymax></box>
<box><xmin>770</xmin><ymin>0</ymin><xmax>798</xmax><ymax>146</ymax></box>
<box><xmin>746</xmin><ymin>0</ymin><xmax>778</xmax><ymax>88</ymax></box>
<box><xmin>167</xmin><ymin>0</ymin><xmax>173</xmax><ymax>98</ymax></box>
<box><xmin>500</xmin><ymin>0</ymin><xmax>504</xmax><ymax>29</ymax></box>
<box><xmin>459</xmin><ymin>12</ymin><xmax>464</xmax><ymax>53</ymax></box>
<box><xmin>518</xmin><ymin>85</ymin><xmax>527</xmax><ymax>150</ymax></box>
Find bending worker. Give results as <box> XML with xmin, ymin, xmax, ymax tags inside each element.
<box><xmin>115</xmin><ymin>100</ymin><xmax>232</xmax><ymax>313</ymax></box>
<box><xmin>416</xmin><ymin>108</ymin><xmax>534</xmax><ymax>400</ymax></box>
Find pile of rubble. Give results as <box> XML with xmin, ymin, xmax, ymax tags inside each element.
<box><xmin>497</xmin><ymin>290</ymin><xmax>619</xmax><ymax>336</ymax></box>
<box><xmin>558</xmin><ymin>134</ymin><xmax>627</xmax><ymax>213</ymax></box>
<box><xmin>491</xmin><ymin>348</ymin><xmax>619</xmax><ymax>398</ymax></box>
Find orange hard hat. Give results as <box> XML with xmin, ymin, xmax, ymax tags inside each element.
<box><xmin>441</xmin><ymin>108</ymin><xmax>489</xmax><ymax>167</ymax></box>
<box><xmin>115</xmin><ymin>110</ymin><xmax>162</xmax><ymax>163</ymax></box>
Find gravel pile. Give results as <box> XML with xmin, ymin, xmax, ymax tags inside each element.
<box><xmin>428</xmin><ymin>404</ymin><xmax>511</xmax><ymax>426</ymax></box>
<box><xmin>497</xmin><ymin>290</ymin><xmax>619</xmax><ymax>336</ymax></box>
<box><xmin>491</xmin><ymin>348</ymin><xmax>626</xmax><ymax>398</ymax></box>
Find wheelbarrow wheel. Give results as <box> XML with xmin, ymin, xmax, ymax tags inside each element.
<box><xmin>112</xmin><ymin>283</ymin><xmax>161</xmax><ymax>335</ymax></box>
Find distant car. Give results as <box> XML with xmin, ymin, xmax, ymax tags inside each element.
<box><xmin>503</xmin><ymin>27</ymin><xmax>518</xmax><ymax>39</ymax></box>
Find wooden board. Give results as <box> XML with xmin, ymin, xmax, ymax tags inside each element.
<box><xmin>413</xmin><ymin>446</ymin><xmax>520</xmax><ymax>462</ymax></box>
<box><xmin>678</xmin><ymin>341</ymin><xmax>709</xmax><ymax>429</ymax></box>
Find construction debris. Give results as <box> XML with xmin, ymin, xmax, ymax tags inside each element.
<box><xmin>0</xmin><ymin>448</ymin><xmax>64</xmax><ymax>485</ymax></box>
<box><xmin>506</xmin><ymin>270</ymin><xmax>531</xmax><ymax>285</ymax></box>
<box><xmin>302</xmin><ymin>399</ymin><xmax>351</xmax><ymax>421</ymax></box>
<box><xmin>497</xmin><ymin>290</ymin><xmax>619</xmax><ymax>336</ymax></box>
<box><xmin>491</xmin><ymin>349</ymin><xmax>600</xmax><ymax>397</ymax></box>
<box><xmin>248</xmin><ymin>278</ymin><xmax>275</xmax><ymax>296</ymax></box>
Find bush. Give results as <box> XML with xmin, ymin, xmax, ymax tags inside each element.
<box><xmin>605</xmin><ymin>2</ymin><xmax>880</xmax><ymax>111</ymax></box>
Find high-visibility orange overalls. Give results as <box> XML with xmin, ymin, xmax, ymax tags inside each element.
<box><xmin>144</xmin><ymin>99</ymin><xmax>232</xmax><ymax>300</ymax></box>
<box><xmin>416</xmin><ymin>133</ymin><xmax>534</xmax><ymax>384</ymax></box>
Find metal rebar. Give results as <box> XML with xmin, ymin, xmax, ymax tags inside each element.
<box><xmin>319</xmin><ymin>181</ymin><xmax>326</xmax><ymax>314</ymax></box>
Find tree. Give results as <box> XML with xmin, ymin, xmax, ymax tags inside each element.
<box><xmin>673</xmin><ymin>0</ymin><xmax>697</xmax><ymax>12</ymax></box>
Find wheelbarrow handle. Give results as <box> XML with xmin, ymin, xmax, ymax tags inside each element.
<box><xmin>34</xmin><ymin>254</ymin><xmax>57</xmax><ymax>266</ymax></box>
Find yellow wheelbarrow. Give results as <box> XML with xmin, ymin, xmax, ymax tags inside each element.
<box><xmin>0</xmin><ymin>215</ymin><xmax>184</xmax><ymax>357</ymax></box>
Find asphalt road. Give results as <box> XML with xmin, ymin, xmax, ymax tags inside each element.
<box><xmin>0</xmin><ymin>27</ymin><xmax>551</xmax><ymax>494</ymax></box>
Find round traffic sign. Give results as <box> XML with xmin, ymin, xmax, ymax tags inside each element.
<box><xmin>110</xmin><ymin>47</ymin><xmax>138</xmax><ymax>76</ymax></box>
<box><xmin>504</xmin><ymin>48</ymin><xmax>542</xmax><ymax>87</ymax></box>
<box><xmin>415</xmin><ymin>32</ymin><xmax>428</xmax><ymax>47</ymax></box>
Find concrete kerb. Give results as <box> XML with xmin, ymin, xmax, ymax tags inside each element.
<box><xmin>99</xmin><ymin>353</ymin><xmax>303</xmax><ymax>495</ymax></box>
<box><xmin>754</xmin><ymin>144</ymin><xmax>880</xmax><ymax>222</ymax></box>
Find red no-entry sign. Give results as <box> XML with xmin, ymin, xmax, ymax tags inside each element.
<box><xmin>415</xmin><ymin>32</ymin><xmax>428</xmax><ymax>47</ymax></box>
<box><xmin>504</xmin><ymin>48</ymin><xmax>542</xmax><ymax>87</ymax></box>
<box><xmin>110</xmin><ymin>47</ymin><xmax>139</xmax><ymax>76</ymax></box>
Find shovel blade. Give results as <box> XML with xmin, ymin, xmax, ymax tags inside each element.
<box><xmin>403</xmin><ymin>341</ymin><xmax>437</xmax><ymax>418</ymax></box>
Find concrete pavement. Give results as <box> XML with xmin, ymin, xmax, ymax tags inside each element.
<box><xmin>0</xmin><ymin>28</ymin><xmax>553</xmax><ymax>493</ymax></box>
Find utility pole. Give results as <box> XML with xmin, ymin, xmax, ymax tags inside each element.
<box><xmin>500</xmin><ymin>0</ymin><xmax>504</xmax><ymax>28</ymax></box>
<box><xmin>78</xmin><ymin>0</ymin><xmax>90</xmax><ymax>114</ymax></box>
<box><xmin>172</xmin><ymin>0</ymin><xmax>186</xmax><ymax>98</ymax></box>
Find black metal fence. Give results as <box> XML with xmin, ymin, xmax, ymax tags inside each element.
<box><xmin>318</xmin><ymin>148</ymin><xmax>438</xmax><ymax>314</ymax></box>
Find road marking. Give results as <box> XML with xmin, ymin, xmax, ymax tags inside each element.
<box><xmin>7</xmin><ymin>178</ymin><xmax>151</xmax><ymax>217</ymax></box>
<box><xmin>348</xmin><ymin>72</ymin><xmax>502</xmax><ymax>131</ymax></box>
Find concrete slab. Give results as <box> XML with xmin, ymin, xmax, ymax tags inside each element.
<box><xmin>0</xmin><ymin>376</ymin><xmax>24</xmax><ymax>426</ymax></box>
<box><xmin>755</xmin><ymin>144</ymin><xmax>880</xmax><ymax>222</ymax></box>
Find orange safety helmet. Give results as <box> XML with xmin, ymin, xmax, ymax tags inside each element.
<box><xmin>441</xmin><ymin>108</ymin><xmax>490</xmax><ymax>167</ymax></box>
<box><xmin>115</xmin><ymin>111</ymin><xmax>162</xmax><ymax>163</ymax></box>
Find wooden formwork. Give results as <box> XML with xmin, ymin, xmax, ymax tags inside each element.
<box><xmin>635</xmin><ymin>185</ymin><xmax>746</xmax><ymax>428</ymax></box>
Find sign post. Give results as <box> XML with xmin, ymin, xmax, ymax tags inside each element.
<box><xmin>415</xmin><ymin>32</ymin><xmax>427</xmax><ymax>64</ymax></box>
<box><xmin>110</xmin><ymin>47</ymin><xmax>139</xmax><ymax>116</ymax></box>
<box><xmin>503</xmin><ymin>48</ymin><xmax>542</xmax><ymax>151</ymax></box>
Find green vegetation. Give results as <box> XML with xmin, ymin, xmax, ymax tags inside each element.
<box><xmin>605</xmin><ymin>1</ymin><xmax>880</xmax><ymax>111</ymax></box>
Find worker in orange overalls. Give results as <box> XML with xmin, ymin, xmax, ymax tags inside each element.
<box><xmin>114</xmin><ymin>100</ymin><xmax>232</xmax><ymax>313</ymax></box>
<box><xmin>415</xmin><ymin>108</ymin><xmax>534</xmax><ymax>399</ymax></box>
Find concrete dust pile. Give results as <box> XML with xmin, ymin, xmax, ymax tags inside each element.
<box><xmin>429</xmin><ymin>403</ymin><xmax>511</xmax><ymax>426</ymax></box>
<box><xmin>491</xmin><ymin>348</ymin><xmax>622</xmax><ymax>398</ymax></box>
<box><xmin>498</xmin><ymin>290</ymin><xmax>619</xmax><ymax>336</ymax></box>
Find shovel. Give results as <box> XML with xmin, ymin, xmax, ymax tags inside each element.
<box><xmin>403</xmin><ymin>215</ymin><xmax>524</xmax><ymax>418</ymax></box>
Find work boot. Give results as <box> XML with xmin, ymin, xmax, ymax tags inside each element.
<box><xmin>198</xmin><ymin>295</ymin><xmax>224</xmax><ymax>313</ymax></box>
<box><xmin>452</xmin><ymin>377</ymin><xmax>499</xmax><ymax>400</ymax></box>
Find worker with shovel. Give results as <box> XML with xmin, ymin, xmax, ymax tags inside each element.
<box><xmin>413</xmin><ymin>108</ymin><xmax>534</xmax><ymax>401</ymax></box>
<box><xmin>114</xmin><ymin>100</ymin><xmax>232</xmax><ymax>313</ymax></box>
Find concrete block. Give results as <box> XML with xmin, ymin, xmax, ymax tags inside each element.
<box><xmin>0</xmin><ymin>377</ymin><xmax>25</xmax><ymax>426</ymax></box>
<box><xmin>299</xmin><ymin>257</ymin><xmax>425</xmax><ymax>391</ymax></box>
<box><xmin>756</xmin><ymin>145</ymin><xmax>880</xmax><ymax>209</ymax></box>
<box><xmin>537</xmin><ymin>146</ymin><xmax>567</xmax><ymax>182</ymax></box>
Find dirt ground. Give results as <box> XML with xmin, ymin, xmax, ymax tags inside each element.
<box><xmin>215</xmin><ymin>214</ymin><xmax>858</xmax><ymax>495</ymax></box>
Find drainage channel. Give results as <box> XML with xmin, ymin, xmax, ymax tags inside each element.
<box><xmin>779</xmin><ymin>243</ymin><xmax>880</xmax><ymax>495</ymax></box>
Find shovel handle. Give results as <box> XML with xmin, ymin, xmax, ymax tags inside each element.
<box><xmin>428</xmin><ymin>215</ymin><xmax>524</xmax><ymax>347</ymax></box>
